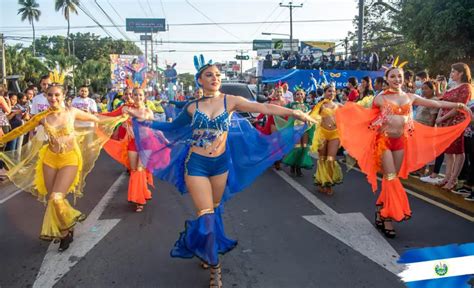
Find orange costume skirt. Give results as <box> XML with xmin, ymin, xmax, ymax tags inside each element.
<box><xmin>335</xmin><ymin>102</ymin><xmax>470</xmax><ymax>221</ymax></box>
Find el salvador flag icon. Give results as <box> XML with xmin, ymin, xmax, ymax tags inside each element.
<box><xmin>398</xmin><ymin>243</ymin><xmax>474</xmax><ymax>288</ymax></box>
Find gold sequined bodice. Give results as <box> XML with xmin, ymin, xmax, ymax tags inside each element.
<box><xmin>43</xmin><ymin>113</ymin><xmax>76</xmax><ymax>152</ymax></box>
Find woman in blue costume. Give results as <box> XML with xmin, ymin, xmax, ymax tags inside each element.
<box><xmin>129</xmin><ymin>56</ymin><xmax>316</xmax><ymax>288</ymax></box>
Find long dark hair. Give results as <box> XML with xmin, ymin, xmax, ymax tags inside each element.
<box><xmin>361</xmin><ymin>76</ymin><xmax>374</xmax><ymax>97</ymax></box>
<box><xmin>451</xmin><ymin>62</ymin><xmax>472</xmax><ymax>84</ymax></box>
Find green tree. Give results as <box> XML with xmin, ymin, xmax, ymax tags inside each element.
<box><xmin>397</xmin><ymin>0</ymin><xmax>474</xmax><ymax>73</ymax></box>
<box><xmin>177</xmin><ymin>73</ymin><xmax>195</xmax><ymax>93</ymax></box>
<box><xmin>54</xmin><ymin>0</ymin><xmax>80</xmax><ymax>56</ymax></box>
<box><xmin>5</xmin><ymin>44</ymin><xmax>48</xmax><ymax>87</ymax></box>
<box><xmin>17</xmin><ymin>0</ymin><xmax>41</xmax><ymax>56</ymax></box>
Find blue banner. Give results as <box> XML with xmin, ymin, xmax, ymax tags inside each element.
<box><xmin>262</xmin><ymin>69</ymin><xmax>384</xmax><ymax>90</ymax></box>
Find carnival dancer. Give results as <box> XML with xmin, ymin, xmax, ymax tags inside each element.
<box><xmin>102</xmin><ymin>88</ymin><xmax>155</xmax><ymax>212</ymax></box>
<box><xmin>282</xmin><ymin>87</ymin><xmax>315</xmax><ymax>176</ymax></box>
<box><xmin>0</xmin><ymin>81</ymin><xmax>124</xmax><ymax>251</ymax></box>
<box><xmin>129</xmin><ymin>55</ymin><xmax>315</xmax><ymax>288</ymax></box>
<box><xmin>335</xmin><ymin>66</ymin><xmax>471</xmax><ymax>238</ymax></box>
<box><xmin>309</xmin><ymin>86</ymin><xmax>343</xmax><ymax>194</ymax></box>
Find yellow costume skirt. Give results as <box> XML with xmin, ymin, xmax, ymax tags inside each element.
<box><xmin>34</xmin><ymin>145</ymin><xmax>85</xmax><ymax>241</ymax></box>
<box><xmin>311</xmin><ymin>127</ymin><xmax>339</xmax><ymax>152</ymax></box>
<box><xmin>314</xmin><ymin>157</ymin><xmax>343</xmax><ymax>187</ymax></box>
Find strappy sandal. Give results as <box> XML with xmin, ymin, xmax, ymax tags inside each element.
<box><xmin>200</xmin><ymin>261</ymin><xmax>210</xmax><ymax>269</ymax></box>
<box><xmin>325</xmin><ymin>186</ymin><xmax>334</xmax><ymax>195</ymax></box>
<box><xmin>374</xmin><ymin>211</ymin><xmax>383</xmax><ymax>230</ymax></box>
<box><xmin>382</xmin><ymin>219</ymin><xmax>396</xmax><ymax>238</ymax></box>
<box><xmin>135</xmin><ymin>205</ymin><xmax>144</xmax><ymax>212</ymax></box>
<box><xmin>210</xmin><ymin>264</ymin><xmax>222</xmax><ymax>288</ymax></box>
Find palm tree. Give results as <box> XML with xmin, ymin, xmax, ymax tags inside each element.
<box><xmin>17</xmin><ymin>0</ymin><xmax>41</xmax><ymax>56</ymax></box>
<box><xmin>54</xmin><ymin>0</ymin><xmax>80</xmax><ymax>56</ymax></box>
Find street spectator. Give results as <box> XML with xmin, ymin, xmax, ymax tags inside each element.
<box><xmin>31</xmin><ymin>74</ymin><xmax>51</xmax><ymax>115</ymax></box>
<box><xmin>374</xmin><ymin>77</ymin><xmax>384</xmax><ymax>95</ymax></box>
<box><xmin>435</xmin><ymin>63</ymin><xmax>472</xmax><ymax>191</ymax></box>
<box><xmin>0</xmin><ymin>89</ymin><xmax>12</xmax><ymax>179</ymax></box>
<box><xmin>71</xmin><ymin>85</ymin><xmax>98</xmax><ymax>129</ymax></box>
<box><xmin>403</xmin><ymin>70</ymin><xmax>415</xmax><ymax>93</ymax></box>
<box><xmin>369</xmin><ymin>52</ymin><xmax>379</xmax><ymax>70</ymax></box>
<box><xmin>6</xmin><ymin>92</ymin><xmax>29</xmax><ymax>151</ymax></box>
<box><xmin>415</xmin><ymin>71</ymin><xmax>430</xmax><ymax>95</ymax></box>
<box><xmin>347</xmin><ymin>77</ymin><xmax>359</xmax><ymax>102</ymax></box>
<box><xmin>358</xmin><ymin>76</ymin><xmax>375</xmax><ymax>101</ymax></box>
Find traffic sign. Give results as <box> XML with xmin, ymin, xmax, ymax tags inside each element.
<box><xmin>140</xmin><ymin>35</ymin><xmax>152</xmax><ymax>41</ymax></box>
<box><xmin>253</xmin><ymin>40</ymin><xmax>272</xmax><ymax>51</ymax></box>
<box><xmin>126</xmin><ymin>18</ymin><xmax>166</xmax><ymax>32</ymax></box>
<box><xmin>236</xmin><ymin>55</ymin><xmax>250</xmax><ymax>60</ymax></box>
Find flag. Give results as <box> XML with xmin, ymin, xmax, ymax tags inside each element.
<box><xmin>398</xmin><ymin>243</ymin><xmax>474</xmax><ymax>288</ymax></box>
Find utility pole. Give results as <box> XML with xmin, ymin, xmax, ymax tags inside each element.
<box><xmin>344</xmin><ymin>37</ymin><xmax>349</xmax><ymax>60</ymax></box>
<box><xmin>0</xmin><ymin>34</ymin><xmax>5</xmax><ymax>86</ymax></box>
<box><xmin>150</xmin><ymin>30</ymin><xmax>154</xmax><ymax>72</ymax></box>
<box><xmin>144</xmin><ymin>32</ymin><xmax>148</xmax><ymax>67</ymax></box>
<box><xmin>239</xmin><ymin>50</ymin><xmax>243</xmax><ymax>78</ymax></box>
<box><xmin>357</xmin><ymin>0</ymin><xmax>364</xmax><ymax>60</ymax></box>
<box><xmin>279</xmin><ymin>1</ymin><xmax>303</xmax><ymax>52</ymax></box>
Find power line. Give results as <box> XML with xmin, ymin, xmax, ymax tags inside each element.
<box><xmin>106</xmin><ymin>0</ymin><xmax>124</xmax><ymax>22</ymax></box>
<box><xmin>94</xmin><ymin>0</ymin><xmax>132</xmax><ymax>41</ymax></box>
<box><xmin>137</xmin><ymin>0</ymin><xmax>150</xmax><ymax>17</ymax></box>
<box><xmin>184</xmin><ymin>0</ymin><xmax>242</xmax><ymax>41</ymax></box>
<box><xmin>146</xmin><ymin>0</ymin><xmax>156</xmax><ymax>16</ymax></box>
<box><xmin>0</xmin><ymin>19</ymin><xmax>353</xmax><ymax>33</ymax></box>
<box><xmin>77</xmin><ymin>2</ymin><xmax>116</xmax><ymax>39</ymax></box>
<box><xmin>249</xmin><ymin>4</ymin><xmax>280</xmax><ymax>39</ymax></box>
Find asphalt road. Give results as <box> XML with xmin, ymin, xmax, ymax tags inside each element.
<box><xmin>0</xmin><ymin>153</ymin><xmax>473</xmax><ymax>288</ymax></box>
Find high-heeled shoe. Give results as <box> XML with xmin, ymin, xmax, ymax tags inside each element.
<box><xmin>382</xmin><ymin>219</ymin><xmax>396</xmax><ymax>238</ymax></box>
<box><xmin>210</xmin><ymin>264</ymin><xmax>222</xmax><ymax>288</ymax></box>
<box><xmin>374</xmin><ymin>211</ymin><xmax>383</xmax><ymax>230</ymax></box>
<box><xmin>58</xmin><ymin>231</ymin><xmax>74</xmax><ymax>252</ymax></box>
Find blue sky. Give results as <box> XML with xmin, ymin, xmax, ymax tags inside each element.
<box><xmin>0</xmin><ymin>0</ymin><xmax>358</xmax><ymax>73</ymax></box>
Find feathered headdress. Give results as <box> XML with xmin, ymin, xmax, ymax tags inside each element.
<box><xmin>194</xmin><ymin>54</ymin><xmax>213</xmax><ymax>87</ymax></box>
<box><xmin>392</xmin><ymin>56</ymin><xmax>408</xmax><ymax>69</ymax></box>
<box><xmin>293</xmin><ymin>84</ymin><xmax>305</xmax><ymax>94</ymax></box>
<box><xmin>49</xmin><ymin>69</ymin><xmax>66</xmax><ymax>85</ymax></box>
<box><xmin>274</xmin><ymin>81</ymin><xmax>288</xmax><ymax>91</ymax></box>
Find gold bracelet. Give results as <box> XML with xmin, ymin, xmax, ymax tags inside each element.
<box><xmin>457</xmin><ymin>103</ymin><xmax>463</xmax><ymax>109</ymax></box>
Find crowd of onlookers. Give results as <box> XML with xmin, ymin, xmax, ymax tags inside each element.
<box><xmin>259</xmin><ymin>67</ymin><xmax>474</xmax><ymax>202</ymax></box>
<box><xmin>1</xmin><ymin>67</ymin><xmax>473</xmax><ymax>202</ymax></box>
<box><xmin>264</xmin><ymin>50</ymin><xmax>384</xmax><ymax>71</ymax></box>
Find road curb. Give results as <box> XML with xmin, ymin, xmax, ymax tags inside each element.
<box><xmin>401</xmin><ymin>176</ymin><xmax>474</xmax><ymax>216</ymax></box>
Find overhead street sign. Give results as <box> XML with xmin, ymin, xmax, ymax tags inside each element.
<box><xmin>140</xmin><ymin>35</ymin><xmax>152</xmax><ymax>41</ymax></box>
<box><xmin>253</xmin><ymin>40</ymin><xmax>272</xmax><ymax>51</ymax></box>
<box><xmin>126</xmin><ymin>18</ymin><xmax>166</xmax><ymax>32</ymax></box>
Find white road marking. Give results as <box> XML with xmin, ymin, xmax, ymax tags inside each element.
<box><xmin>0</xmin><ymin>189</ymin><xmax>23</xmax><ymax>204</ymax></box>
<box><xmin>33</xmin><ymin>173</ymin><xmax>127</xmax><ymax>288</ymax></box>
<box><xmin>274</xmin><ymin>169</ymin><xmax>403</xmax><ymax>275</ymax></box>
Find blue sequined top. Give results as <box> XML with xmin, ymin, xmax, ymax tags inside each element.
<box><xmin>191</xmin><ymin>95</ymin><xmax>230</xmax><ymax>148</ymax></box>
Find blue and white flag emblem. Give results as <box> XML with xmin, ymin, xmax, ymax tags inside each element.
<box><xmin>398</xmin><ymin>243</ymin><xmax>474</xmax><ymax>288</ymax></box>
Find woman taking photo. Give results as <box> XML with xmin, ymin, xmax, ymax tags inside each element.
<box><xmin>336</xmin><ymin>66</ymin><xmax>471</xmax><ymax>238</ymax></box>
<box><xmin>129</xmin><ymin>56</ymin><xmax>315</xmax><ymax>288</ymax></box>
<box><xmin>0</xmin><ymin>82</ymin><xmax>124</xmax><ymax>251</ymax></box>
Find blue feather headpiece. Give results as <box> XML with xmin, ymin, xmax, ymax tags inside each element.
<box><xmin>194</xmin><ymin>54</ymin><xmax>213</xmax><ymax>87</ymax></box>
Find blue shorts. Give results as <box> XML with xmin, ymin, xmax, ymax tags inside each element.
<box><xmin>185</xmin><ymin>150</ymin><xmax>230</xmax><ymax>177</ymax></box>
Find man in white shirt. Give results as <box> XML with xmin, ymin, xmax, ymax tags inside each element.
<box><xmin>71</xmin><ymin>85</ymin><xmax>98</xmax><ymax>128</ymax></box>
<box><xmin>30</xmin><ymin>75</ymin><xmax>51</xmax><ymax>115</ymax></box>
